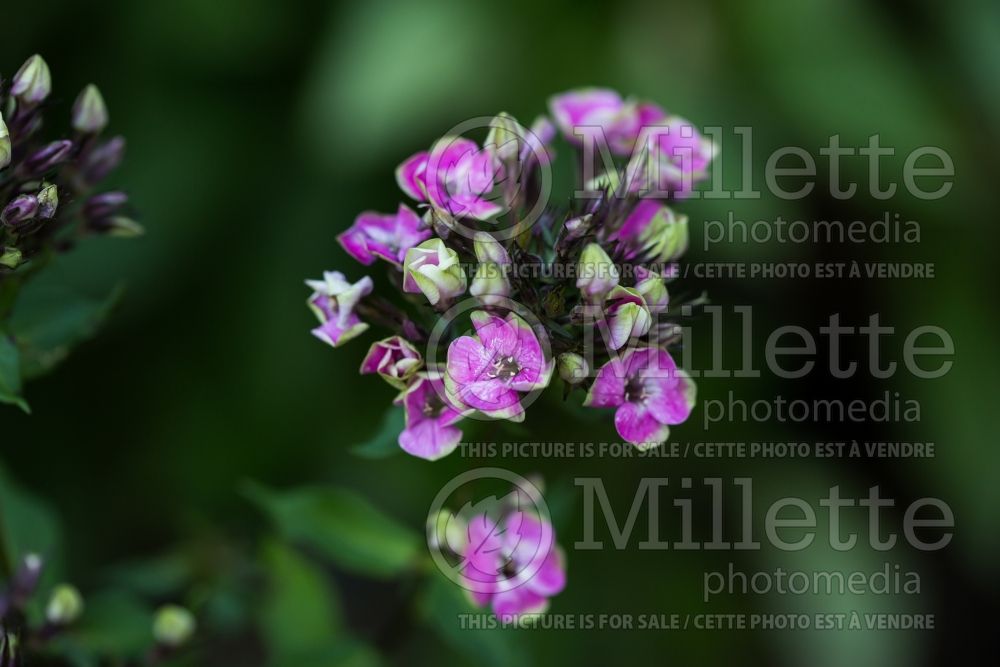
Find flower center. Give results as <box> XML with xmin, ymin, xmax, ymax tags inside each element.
<box><xmin>625</xmin><ymin>376</ymin><xmax>647</xmax><ymax>403</ymax></box>
<box><xmin>423</xmin><ymin>392</ymin><xmax>446</xmax><ymax>418</ymax></box>
<box><xmin>489</xmin><ymin>355</ymin><xmax>520</xmax><ymax>382</ymax></box>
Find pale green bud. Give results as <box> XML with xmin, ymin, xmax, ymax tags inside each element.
<box><xmin>576</xmin><ymin>243</ymin><xmax>619</xmax><ymax>298</ymax></box>
<box><xmin>635</xmin><ymin>271</ymin><xmax>669</xmax><ymax>313</ymax></box>
<box><xmin>153</xmin><ymin>605</ymin><xmax>196</xmax><ymax>647</ymax></box>
<box><xmin>11</xmin><ymin>54</ymin><xmax>52</xmax><ymax>105</ymax></box>
<box><xmin>557</xmin><ymin>352</ymin><xmax>589</xmax><ymax>384</ymax></box>
<box><xmin>426</xmin><ymin>509</ymin><xmax>466</xmax><ymax>554</ymax></box>
<box><xmin>72</xmin><ymin>84</ymin><xmax>109</xmax><ymax>134</ymax></box>
<box><xmin>0</xmin><ymin>247</ymin><xmax>23</xmax><ymax>269</ymax></box>
<box><xmin>402</xmin><ymin>238</ymin><xmax>467</xmax><ymax>306</ymax></box>
<box><xmin>46</xmin><ymin>584</ymin><xmax>84</xmax><ymax>625</ymax></box>
<box><xmin>36</xmin><ymin>183</ymin><xmax>59</xmax><ymax>219</ymax></box>
<box><xmin>103</xmin><ymin>216</ymin><xmax>145</xmax><ymax>237</ymax></box>
<box><xmin>0</xmin><ymin>113</ymin><xmax>10</xmax><ymax>169</ymax></box>
<box><xmin>485</xmin><ymin>111</ymin><xmax>526</xmax><ymax>161</ymax></box>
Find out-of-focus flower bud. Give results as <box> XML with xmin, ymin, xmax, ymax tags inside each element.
<box><xmin>83</xmin><ymin>191</ymin><xmax>128</xmax><ymax>219</ymax></box>
<box><xmin>485</xmin><ymin>112</ymin><xmax>526</xmax><ymax>162</ymax></box>
<box><xmin>10</xmin><ymin>554</ymin><xmax>44</xmax><ymax>605</ymax></box>
<box><xmin>426</xmin><ymin>508</ymin><xmax>466</xmax><ymax>554</ymax></box>
<box><xmin>23</xmin><ymin>140</ymin><xmax>73</xmax><ymax>176</ymax></box>
<box><xmin>402</xmin><ymin>238</ymin><xmax>467</xmax><ymax>306</ymax></box>
<box><xmin>79</xmin><ymin>135</ymin><xmax>125</xmax><ymax>185</ymax></box>
<box><xmin>153</xmin><ymin>605</ymin><xmax>196</xmax><ymax>648</ymax></box>
<box><xmin>98</xmin><ymin>216</ymin><xmax>145</xmax><ymax>238</ymax></box>
<box><xmin>0</xmin><ymin>247</ymin><xmax>22</xmax><ymax>269</ymax></box>
<box><xmin>71</xmin><ymin>84</ymin><xmax>109</xmax><ymax>134</ymax></box>
<box><xmin>557</xmin><ymin>352</ymin><xmax>589</xmax><ymax>384</ymax></box>
<box><xmin>634</xmin><ymin>267</ymin><xmax>669</xmax><ymax>313</ymax></box>
<box><xmin>36</xmin><ymin>183</ymin><xmax>58</xmax><ymax>219</ymax></box>
<box><xmin>2</xmin><ymin>195</ymin><xmax>39</xmax><ymax>227</ymax></box>
<box><xmin>45</xmin><ymin>584</ymin><xmax>84</xmax><ymax>625</ymax></box>
<box><xmin>11</xmin><ymin>55</ymin><xmax>52</xmax><ymax>105</ymax></box>
<box><xmin>0</xmin><ymin>113</ymin><xmax>11</xmax><ymax>169</ymax></box>
<box><xmin>576</xmin><ymin>242</ymin><xmax>619</xmax><ymax>299</ymax></box>
<box><xmin>563</xmin><ymin>214</ymin><xmax>591</xmax><ymax>242</ymax></box>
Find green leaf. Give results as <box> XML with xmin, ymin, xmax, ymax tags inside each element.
<box><xmin>0</xmin><ymin>333</ymin><xmax>29</xmax><ymax>412</ymax></box>
<box><xmin>420</xmin><ymin>576</ymin><xmax>529</xmax><ymax>667</ymax></box>
<box><xmin>245</xmin><ymin>483</ymin><xmax>419</xmax><ymax>579</ymax></box>
<box><xmin>260</xmin><ymin>539</ymin><xmax>343</xmax><ymax>663</ymax></box>
<box><xmin>0</xmin><ymin>462</ymin><xmax>62</xmax><ymax>579</ymax></box>
<box><xmin>350</xmin><ymin>407</ymin><xmax>404</xmax><ymax>459</ymax></box>
<box><xmin>9</xmin><ymin>284</ymin><xmax>123</xmax><ymax>380</ymax></box>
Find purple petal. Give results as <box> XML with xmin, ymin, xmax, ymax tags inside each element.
<box><xmin>583</xmin><ymin>359</ymin><xmax>627</xmax><ymax>408</ymax></box>
<box><xmin>398</xmin><ymin>419</ymin><xmax>462</xmax><ymax>460</ymax></box>
<box><xmin>396</xmin><ymin>151</ymin><xmax>429</xmax><ymax>201</ymax></box>
<box><xmin>614</xmin><ymin>401</ymin><xmax>670</xmax><ymax>446</ymax></box>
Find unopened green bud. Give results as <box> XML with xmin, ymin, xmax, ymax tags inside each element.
<box><xmin>557</xmin><ymin>352</ymin><xmax>589</xmax><ymax>384</ymax></box>
<box><xmin>426</xmin><ymin>509</ymin><xmax>466</xmax><ymax>554</ymax></box>
<box><xmin>153</xmin><ymin>605</ymin><xmax>196</xmax><ymax>647</ymax></box>
<box><xmin>486</xmin><ymin>112</ymin><xmax>526</xmax><ymax>161</ymax></box>
<box><xmin>103</xmin><ymin>216</ymin><xmax>145</xmax><ymax>238</ymax></box>
<box><xmin>0</xmin><ymin>247</ymin><xmax>23</xmax><ymax>269</ymax></box>
<box><xmin>11</xmin><ymin>54</ymin><xmax>52</xmax><ymax>105</ymax></box>
<box><xmin>0</xmin><ymin>113</ymin><xmax>11</xmax><ymax>169</ymax></box>
<box><xmin>72</xmin><ymin>84</ymin><xmax>109</xmax><ymax>134</ymax></box>
<box><xmin>46</xmin><ymin>584</ymin><xmax>84</xmax><ymax>625</ymax></box>
<box><xmin>37</xmin><ymin>183</ymin><xmax>59</xmax><ymax>219</ymax></box>
<box><xmin>576</xmin><ymin>243</ymin><xmax>619</xmax><ymax>298</ymax></box>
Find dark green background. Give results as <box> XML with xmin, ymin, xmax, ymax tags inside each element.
<box><xmin>3</xmin><ymin>0</ymin><xmax>997</xmax><ymax>664</ymax></box>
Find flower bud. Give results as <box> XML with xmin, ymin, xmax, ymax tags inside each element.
<box><xmin>0</xmin><ymin>247</ymin><xmax>22</xmax><ymax>269</ymax></box>
<box><xmin>98</xmin><ymin>216</ymin><xmax>145</xmax><ymax>238</ymax></box>
<box><xmin>153</xmin><ymin>605</ymin><xmax>196</xmax><ymax>648</ymax></box>
<box><xmin>11</xmin><ymin>55</ymin><xmax>52</xmax><ymax>105</ymax></box>
<box><xmin>576</xmin><ymin>243</ymin><xmax>619</xmax><ymax>299</ymax></box>
<box><xmin>470</xmin><ymin>231</ymin><xmax>512</xmax><ymax>306</ymax></box>
<box><xmin>426</xmin><ymin>508</ymin><xmax>466</xmax><ymax>554</ymax></box>
<box><xmin>485</xmin><ymin>112</ymin><xmax>525</xmax><ymax>162</ymax></box>
<box><xmin>71</xmin><ymin>84</ymin><xmax>109</xmax><ymax>134</ymax></box>
<box><xmin>23</xmin><ymin>140</ymin><xmax>73</xmax><ymax>176</ymax></box>
<box><xmin>2</xmin><ymin>195</ymin><xmax>39</xmax><ymax>227</ymax></box>
<box><xmin>0</xmin><ymin>113</ymin><xmax>11</xmax><ymax>170</ymax></box>
<box><xmin>646</xmin><ymin>211</ymin><xmax>689</xmax><ymax>263</ymax></box>
<box><xmin>36</xmin><ymin>183</ymin><xmax>58</xmax><ymax>219</ymax></box>
<box><xmin>10</xmin><ymin>554</ymin><xmax>43</xmax><ymax>605</ymax></box>
<box><xmin>83</xmin><ymin>191</ymin><xmax>128</xmax><ymax>219</ymax></box>
<box><xmin>402</xmin><ymin>238</ymin><xmax>467</xmax><ymax>306</ymax></box>
<box><xmin>557</xmin><ymin>352</ymin><xmax>589</xmax><ymax>384</ymax></box>
<box><xmin>45</xmin><ymin>584</ymin><xmax>84</xmax><ymax>625</ymax></box>
<box><xmin>79</xmin><ymin>135</ymin><xmax>125</xmax><ymax>185</ymax></box>
<box><xmin>360</xmin><ymin>336</ymin><xmax>423</xmax><ymax>389</ymax></box>
<box><xmin>634</xmin><ymin>268</ymin><xmax>669</xmax><ymax>313</ymax></box>
<box><xmin>603</xmin><ymin>286</ymin><xmax>652</xmax><ymax>350</ymax></box>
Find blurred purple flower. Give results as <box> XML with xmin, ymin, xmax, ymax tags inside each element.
<box><xmin>396</xmin><ymin>136</ymin><xmax>502</xmax><ymax>220</ymax></box>
<box><xmin>462</xmin><ymin>511</ymin><xmax>566</xmax><ymax>618</ymax></box>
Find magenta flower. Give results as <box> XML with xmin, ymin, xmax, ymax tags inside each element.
<box><xmin>394</xmin><ymin>372</ymin><xmax>463</xmax><ymax>460</ymax></box>
<box><xmin>461</xmin><ymin>510</ymin><xmax>566</xmax><ymax>618</ymax></box>
<box><xmin>445</xmin><ymin>312</ymin><xmax>553</xmax><ymax>421</ymax></box>
<box><xmin>549</xmin><ymin>88</ymin><xmax>640</xmax><ymax>155</ymax></box>
<box><xmin>360</xmin><ymin>336</ymin><xmax>423</xmax><ymax>389</ymax></box>
<box><xmin>584</xmin><ymin>347</ymin><xmax>695</xmax><ymax>447</ymax></box>
<box><xmin>396</xmin><ymin>136</ymin><xmax>502</xmax><ymax>220</ymax></box>
<box><xmin>305</xmin><ymin>271</ymin><xmax>373</xmax><ymax>348</ymax></box>
<box><xmin>627</xmin><ymin>111</ymin><xmax>715</xmax><ymax>195</ymax></box>
<box><xmin>337</xmin><ymin>204</ymin><xmax>430</xmax><ymax>266</ymax></box>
